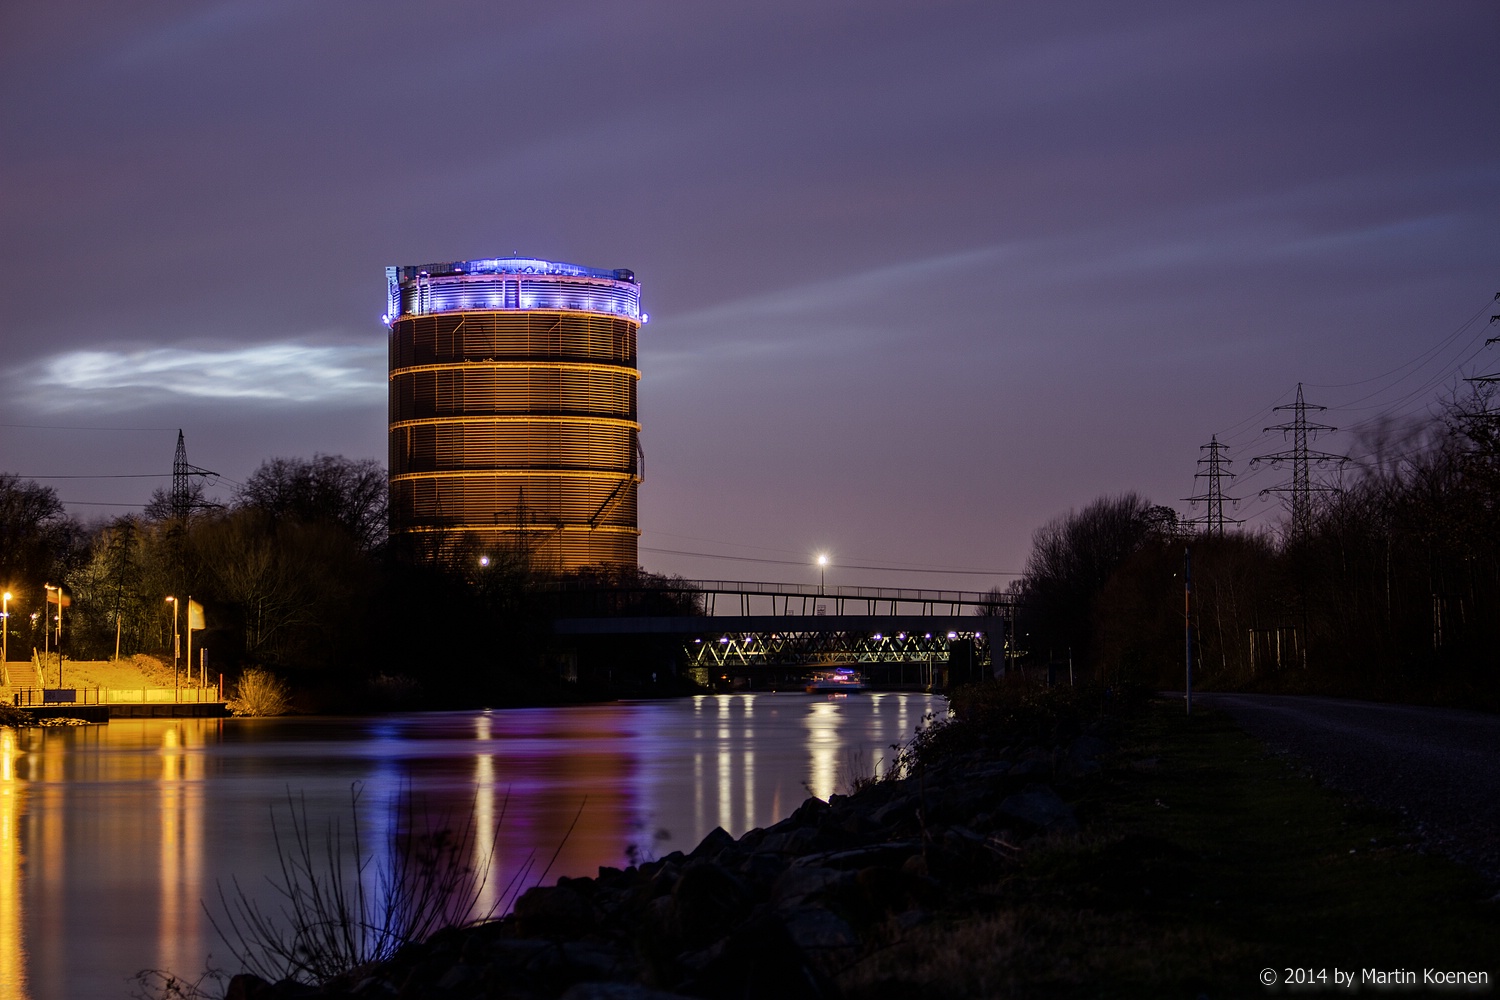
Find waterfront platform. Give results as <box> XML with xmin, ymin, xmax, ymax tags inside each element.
<box><xmin>16</xmin><ymin>702</ymin><xmax>230</xmax><ymax>722</ymax></box>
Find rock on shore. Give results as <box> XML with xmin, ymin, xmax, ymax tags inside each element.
<box><xmin>225</xmin><ymin>725</ymin><xmax>1111</xmax><ymax>1000</ymax></box>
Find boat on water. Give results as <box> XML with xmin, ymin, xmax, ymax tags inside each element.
<box><xmin>805</xmin><ymin>668</ymin><xmax>866</xmax><ymax>693</ymax></box>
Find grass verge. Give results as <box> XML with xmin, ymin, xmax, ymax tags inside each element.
<box><xmin>21</xmin><ymin>654</ymin><xmax>177</xmax><ymax>690</ymax></box>
<box><xmin>840</xmin><ymin>697</ymin><xmax>1500</xmax><ymax>998</ymax></box>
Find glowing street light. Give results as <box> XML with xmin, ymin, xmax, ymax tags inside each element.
<box><xmin>165</xmin><ymin>596</ymin><xmax>180</xmax><ymax>686</ymax></box>
<box><xmin>1</xmin><ymin>591</ymin><xmax>9</xmax><ymax>667</ymax></box>
<box><xmin>816</xmin><ymin>553</ymin><xmax>829</xmax><ymax>595</ymax></box>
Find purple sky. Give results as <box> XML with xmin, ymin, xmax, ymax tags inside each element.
<box><xmin>2</xmin><ymin>2</ymin><xmax>1497</xmax><ymax>590</ymax></box>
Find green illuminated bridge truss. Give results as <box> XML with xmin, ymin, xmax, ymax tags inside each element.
<box><xmin>550</xmin><ymin>579</ymin><xmax>1013</xmax><ymax>673</ymax></box>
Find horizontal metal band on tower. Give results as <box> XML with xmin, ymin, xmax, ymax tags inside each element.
<box><xmin>391</xmin><ymin>468</ymin><xmax>637</xmax><ymax>483</ymax></box>
<box><xmin>391</xmin><ymin>424</ymin><xmax>638</xmax><ymax>473</ymax></box>
<box><xmin>391</xmin><ymin>360</ymin><xmax>640</xmax><ymax>377</ymax></box>
<box><xmin>390</xmin><ymin>367</ymin><xmax>637</xmax><ymax>421</ymax></box>
<box><xmin>389</xmin><ymin>415</ymin><xmax>641</xmax><ymax>430</ymax></box>
<box><xmin>399</xmin><ymin>524</ymin><xmax>640</xmax><ymax>536</ymax></box>
<box><xmin>390</xmin><ymin>313</ymin><xmax>637</xmax><ymax>367</ymax></box>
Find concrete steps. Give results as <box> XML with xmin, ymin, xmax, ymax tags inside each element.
<box><xmin>1</xmin><ymin>660</ymin><xmax>45</xmax><ymax>698</ymax></box>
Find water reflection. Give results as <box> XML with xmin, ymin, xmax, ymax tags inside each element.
<box><xmin>158</xmin><ymin>725</ymin><xmax>205</xmax><ymax>978</ymax></box>
<box><xmin>473</xmin><ymin>713</ymin><xmax>498</xmax><ymax>916</ymax></box>
<box><xmin>5</xmin><ymin>692</ymin><xmax>941</xmax><ymax>999</ymax></box>
<box><xmin>806</xmin><ymin>699</ymin><xmax>841</xmax><ymax>800</ymax></box>
<box><xmin>0</xmin><ymin>729</ymin><xmax>26</xmax><ymax>1000</ymax></box>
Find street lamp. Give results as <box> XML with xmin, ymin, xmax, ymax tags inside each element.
<box><xmin>44</xmin><ymin>584</ymin><xmax>66</xmax><ymax>687</ymax></box>
<box><xmin>1</xmin><ymin>591</ymin><xmax>9</xmax><ymax>667</ymax></box>
<box><xmin>165</xmin><ymin>596</ymin><xmax>180</xmax><ymax>686</ymax></box>
<box><xmin>816</xmin><ymin>553</ymin><xmax>829</xmax><ymax>595</ymax></box>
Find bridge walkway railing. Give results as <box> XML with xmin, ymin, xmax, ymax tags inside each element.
<box><xmin>541</xmin><ymin>578</ymin><xmax>1014</xmax><ymax>619</ymax></box>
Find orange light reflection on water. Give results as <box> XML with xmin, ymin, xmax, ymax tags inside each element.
<box><xmin>157</xmin><ymin>724</ymin><xmax>205</xmax><ymax>978</ymax></box>
<box><xmin>0</xmin><ymin>728</ymin><xmax>27</xmax><ymax>1000</ymax></box>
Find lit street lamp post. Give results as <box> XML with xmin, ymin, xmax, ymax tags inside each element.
<box><xmin>165</xmin><ymin>596</ymin><xmax>180</xmax><ymax>690</ymax></box>
<box><xmin>1</xmin><ymin>591</ymin><xmax>9</xmax><ymax>667</ymax></box>
<box><xmin>44</xmin><ymin>584</ymin><xmax>65</xmax><ymax>687</ymax></box>
<box><xmin>816</xmin><ymin>553</ymin><xmax>829</xmax><ymax>595</ymax></box>
<box><xmin>185</xmin><ymin>596</ymin><xmax>196</xmax><ymax>694</ymax></box>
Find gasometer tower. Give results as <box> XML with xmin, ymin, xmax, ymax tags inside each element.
<box><xmin>385</xmin><ymin>257</ymin><xmax>644</xmax><ymax>570</ymax></box>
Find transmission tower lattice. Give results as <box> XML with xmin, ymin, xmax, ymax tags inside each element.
<box><xmin>1182</xmin><ymin>435</ymin><xmax>1242</xmax><ymax>536</ymax></box>
<box><xmin>1251</xmin><ymin>383</ymin><xmax>1348</xmax><ymax>541</ymax></box>
<box><xmin>1465</xmin><ymin>294</ymin><xmax>1500</xmax><ymax>385</ymax></box>
<box><xmin>169</xmin><ymin>429</ymin><xmax>218</xmax><ymax>521</ymax></box>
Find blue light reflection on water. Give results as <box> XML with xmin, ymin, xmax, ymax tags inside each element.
<box><xmin>5</xmin><ymin>692</ymin><xmax>943</xmax><ymax>999</ymax></box>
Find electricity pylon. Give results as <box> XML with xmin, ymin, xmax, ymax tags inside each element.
<box><xmin>169</xmin><ymin>429</ymin><xmax>218</xmax><ymax>521</ymax></box>
<box><xmin>1464</xmin><ymin>296</ymin><xmax>1499</xmax><ymax>385</ymax></box>
<box><xmin>1182</xmin><ymin>435</ymin><xmax>1242</xmax><ymax>536</ymax></box>
<box><xmin>1251</xmin><ymin>383</ymin><xmax>1347</xmax><ymax>542</ymax></box>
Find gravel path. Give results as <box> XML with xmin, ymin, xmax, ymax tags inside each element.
<box><xmin>1197</xmin><ymin>693</ymin><xmax>1500</xmax><ymax>889</ymax></box>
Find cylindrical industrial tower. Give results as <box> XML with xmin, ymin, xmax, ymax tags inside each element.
<box><xmin>386</xmin><ymin>257</ymin><xmax>643</xmax><ymax>571</ymax></box>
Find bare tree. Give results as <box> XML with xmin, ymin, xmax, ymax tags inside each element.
<box><xmin>0</xmin><ymin>474</ymin><xmax>72</xmax><ymax>584</ymax></box>
<box><xmin>1015</xmin><ymin>492</ymin><xmax>1160</xmax><ymax>673</ymax></box>
<box><xmin>236</xmin><ymin>456</ymin><xmax>387</xmax><ymax>552</ymax></box>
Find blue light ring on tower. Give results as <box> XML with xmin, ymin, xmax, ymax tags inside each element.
<box><xmin>388</xmin><ymin>258</ymin><xmax>642</xmax><ymax>323</ymax></box>
<box><xmin>390</xmin><ymin>258</ymin><xmax>634</xmax><ymax>283</ymax></box>
<box><xmin>398</xmin><ymin>281</ymin><xmax>640</xmax><ymax>320</ymax></box>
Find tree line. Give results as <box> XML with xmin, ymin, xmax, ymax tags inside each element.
<box><xmin>1002</xmin><ymin>385</ymin><xmax>1499</xmax><ymax>708</ymax></box>
<box><xmin>0</xmin><ymin>457</ymin><xmax>387</xmax><ymax>671</ymax></box>
<box><xmin>0</xmin><ymin>454</ymin><xmax>697</xmax><ymax>706</ymax></box>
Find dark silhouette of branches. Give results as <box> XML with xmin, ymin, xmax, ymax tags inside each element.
<box><xmin>235</xmin><ymin>455</ymin><xmax>388</xmax><ymax>552</ymax></box>
<box><xmin>209</xmin><ymin>784</ymin><xmax>540</xmax><ymax>986</ymax></box>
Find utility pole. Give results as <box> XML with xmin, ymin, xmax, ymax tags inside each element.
<box><xmin>1182</xmin><ymin>435</ymin><xmax>1242</xmax><ymax>536</ymax></box>
<box><xmin>1251</xmin><ymin>384</ymin><xmax>1347</xmax><ymax>542</ymax></box>
<box><xmin>1184</xmin><ymin>546</ymin><xmax>1193</xmax><ymax>715</ymax></box>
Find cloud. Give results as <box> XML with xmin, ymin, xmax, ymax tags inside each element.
<box><xmin>101</xmin><ymin>2</ymin><xmax>291</xmax><ymax>73</ymax></box>
<box><xmin>12</xmin><ymin>341</ymin><xmax>384</xmax><ymax>413</ymax></box>
<box><xmin>646</xmin><ymin>243</ymin><xmax>1024</xmax><ymax>376</ymax></box>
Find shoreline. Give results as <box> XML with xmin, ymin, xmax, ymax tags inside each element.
<box><xmin>218</xmin><ymin>688</ymin><xmax>1108</xmax><ymax>1000</ymax></box>
<box><xmin>190</xmin><ymin>687</ymin><xmax>1500</xmax><ymax>998</ymax></box>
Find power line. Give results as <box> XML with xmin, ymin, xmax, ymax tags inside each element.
<box><xmin>60</xmin><ymin>500</ymin><xmax>149</xmax><ymax>508</ymax></box>
<box><xmin>1304</xmin><ymin>294</ymin><xmax>1493</xmax><ymax>394</ymax></box>
<box><xmin>1465</xmin><ymin>306</ymin><xmax>1500</xmax><ymax>384</ymax></box>
<box><xmin>12</xmin><ymin>473</ymin><xmax>169</xmax><ymax>479</ymax></box>
<box><xmin>0</xmin><ymin>423</ymin><xmax>176</xmax><ymax>431</ymax></box>
<box><xmin>1213</xmin><ymin>290</ymin><xmax>1498</xmax><ymax>456</ymax></box>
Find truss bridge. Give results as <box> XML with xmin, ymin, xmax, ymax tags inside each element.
<box><xmin>550</xmin><ymin>579</ymin><xmax>1013</xmax><ymax>689</ymax></box>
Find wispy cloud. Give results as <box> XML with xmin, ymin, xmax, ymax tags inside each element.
<box><xmin>14</xmin><ymin>341</ymin><xmax>384</xmax><ymax>412</ymax></box>
<box><xmin>102</xmin><ymin>2</ymin><xmax>290</xmax><ymax>73</ymax></box>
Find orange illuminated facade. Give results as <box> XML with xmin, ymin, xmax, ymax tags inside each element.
<box><xmin>386</xmin><ymin>257</ymin><xmax>643</xmax><ymax>569</ymax></box>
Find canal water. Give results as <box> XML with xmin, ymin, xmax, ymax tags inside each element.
<box><xmin>0</xmin><ymin>692</ymin><xmax>944</xmax><ymax>999</ymax></box>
